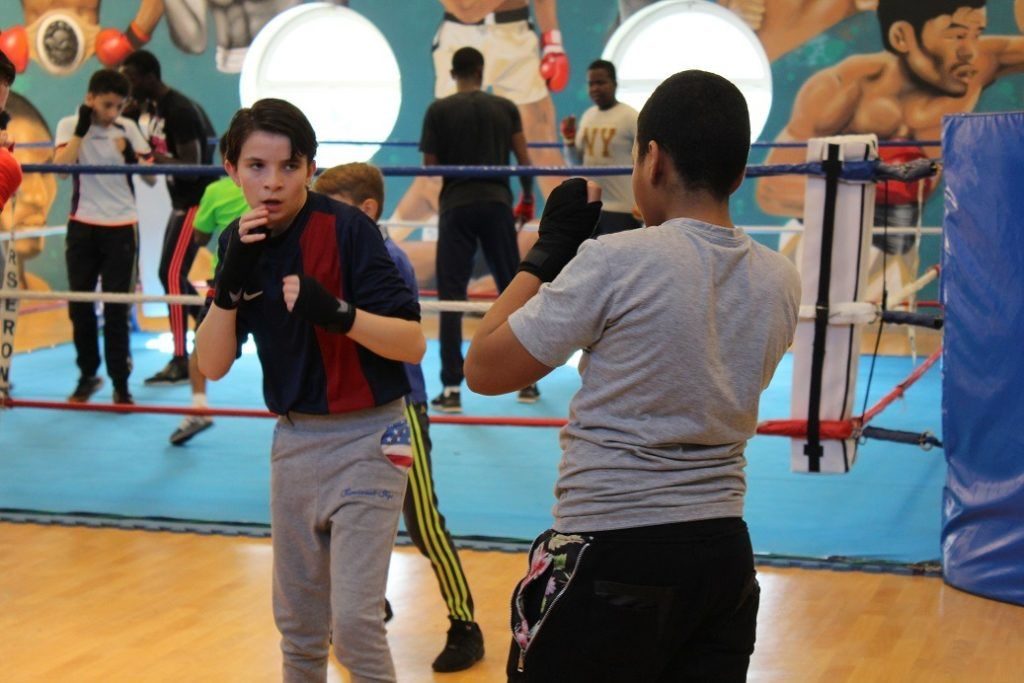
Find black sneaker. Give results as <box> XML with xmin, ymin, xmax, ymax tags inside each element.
<box><xmin>430</xmin><ymin>388</ymin><xmax>462</xmax><ymax>413</ymax></box>
<box><xmin>517</xmin><ymin>384</ymin><xmax>541</xmax><ymax>404</ymax></box>
<box><xmin>144</xmin><ymin>357</ymin><xmax>190</xmax><ymax>386</ymax></box>
<box><xmin>112</xmin><ymin>384</ymin><xmax>135</xmax><ymax>405</ymax></box>
<box><xmin>170</xmin><ymin>415</ymin><xmax>213</xmax><ymax>445</ymax></box>
<box><xmin>432</xmin><ymin>618</ymin><xmax>484</xmax><ymax>673</ymax></box>
<box><xmin>68</xmin><ymin>376</ymin><xmax>103</xmax><ymax>403</ymax></box>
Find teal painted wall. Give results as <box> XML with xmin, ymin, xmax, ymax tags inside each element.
<box><xmin>5</xmin><ymin>1</ymin><xmax>1024</xmax><ymax>291</ymax></box>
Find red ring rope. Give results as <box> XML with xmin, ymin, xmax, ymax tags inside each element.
<box><xmin>0</xmin><ymin>397</ymin><xmax>567</xmax><ymax>427</ymax></box>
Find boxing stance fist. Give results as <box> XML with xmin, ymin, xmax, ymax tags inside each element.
<box><xmin>0</xmin><ymin>26</ymin><xmax>29</xmax><ymax>73</ymax></box>
<box><xmin>539</xmin><ymin>30</ymin><xmax>569</xmax><ymax>93</ymax></box>
<box><xmin>214</xmin><ymin>208</ymin><xmax>269</xmax><ymax>310</ymax></box>
<box><xmin>283</xmin><ymin>275</ymin><xmax>357</xmax><ymax>334</ymax></box>
<box><xmin>74</xmin><ymin>105</ymin><xmax>94</xmax><ymax>138</ymax></box>
<box><xmin>95</xmin><ymin>22</ymin><xmax>151</xmax><ymax>67</ymax></box>
<box><xmin>0</xmin><ymin>146</ymin><xmax>23</xmax><ymax>212</ymax></box>
<box><xmin>518</xmin><ymin>178</ymin><xmax>602</xmax><ymax>283</ymax></box>
<box><xmin>560</xmin><ymin>115</ymin><xmax>577</xmax><ymax>146</ymax></box>
<box><xmin>513</xmin><ymin>193</ymin><xmax>535</xmax><ymax>227</ymax></box>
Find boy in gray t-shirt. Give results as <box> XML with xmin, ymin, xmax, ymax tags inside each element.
<box><xmin>466</xmin><ymin>70</ymin><xmax>800</xmax><ymax>681</ymax></box>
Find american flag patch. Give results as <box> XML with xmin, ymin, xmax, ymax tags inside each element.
<box><xmin>381</xmin><ymin>420</ymin><xmax>413</xmax><ymax>469</ymax></box>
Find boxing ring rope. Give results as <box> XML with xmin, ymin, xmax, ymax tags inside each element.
<box><xmin>3</xmin><ymin>154</ymin><xmax>943</xmax><ymax>446</ymax></box>
<box><xmin>18</xmin><ymin>157</ymin><xmax>938</xmax><ymax>182</ymax></box>
<box><xmin>756</xmin><ymin>346</ymin><xmax>943</xmax><ymax>450</ymax></box>
<box><xmin>12</xmin><ymin>138</ymin><xmax>945</xmax><ymax>151</ymax></box>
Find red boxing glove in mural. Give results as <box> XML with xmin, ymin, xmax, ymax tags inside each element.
<box><xmin>0</xmin><ymin>146</ymin><xmax>23</xmax><ymax>212</ymax></box>
<box><xmin>0</xmin><ymin>26</ymin><xmax>30</xmax><ymax>74</ymax></box>
<box><xmin>96</xmin><ymin>21</ymin><xmax>151</xmax><ymax>67</ymax></box>
<box><xmin>539</xmin><ymin>30</ymin><xmax>568</xmax><ymax>92</ymax></box>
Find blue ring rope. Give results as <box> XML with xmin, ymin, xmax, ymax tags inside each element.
<box><xmin>20</xmin><ymin>159</ymin><xmax>937</xmax><ymax>182</ymax></box>
<box><xmin>13</xmin><ymin>138</ymin><xmax>944</xmax><ymax>150</ymax></box>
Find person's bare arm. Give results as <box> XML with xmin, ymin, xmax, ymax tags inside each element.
<box><xmin>979</xmin><ymin>0</ymin><xmax>1024</xmax><ymax>82</ymax></box>
<box><xmin>162</xmin><ymin>0</ymin><xmax>208</xmax><ymax>54</ymax></box>
<box><xmin>133</xmin><ymin>0</ymin><xmax>168</xmax><ymax>36</ymax></box>
<box><xmin>464</xmin><ymin>272</ymin><xmax>553</xmax><ymax>394</ymax></box>
<box><xmin>511</xmin><ymin>131</ymin><xmax>534</xmax><ymax>198</ymax></box>
<box><xmin>423</xmin><ymin>152</ymin><xmax>439</xmax><ymax>167</ymax></box>
<box><xmin>195</xmin><ymin>303</ymin><xmax>238</xmax><ymax>379</ymax></box>
<box><xmin>53</xmin><ymin>139</ymin><xmax>81</xmax><ymax>168</ymax></box>
<box><xmin>343</xmin><ymin>311</ymin><xmax>426</xmax><ymax>364</ymax></box>
<box><xmin>757</xmin><ymin>58</ymin><xmax>868</xmax><ymax>217</ymax></box>
<box><xmin>723</xmin><ymin>0</ymin><xmax>875</xmax><ymax>62</ymax></box>
<box><xmin>533</xmin><ymin>0</ymin><xmax>558</xmax><ymax>34</ymax></box>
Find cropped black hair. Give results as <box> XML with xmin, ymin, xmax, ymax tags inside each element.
<box><xmin>588</xmin><ymin>59</ymin><xmax>617</xmax><ymax>82</ymax></box>
<box><xmin>222</xmin><ymin>98</ymin><xmax>317</xmax><ymax>165</ymax></box>
<box><xmin>87</xmin><ymin>69</ymin><xmax>131</xmax><ymax>98</ymax></box>
<box><xmin>451</xmin><ymin>47</ymin><xmax>484</xmax><ymax>78</ymax></box>
<box><xmin>121</xmin><ymin>49</ymin><xmax>161</xmax><ymax>80</ymax></box>
<box><xmin>636</xmin><ymin>70</ymin><xmax>749</xmax><ymax>201</ymax></box>
<box><xmin>877</xmin><ymin>0</ymin><xmax>986</xmax><ymax>53</ymax></box>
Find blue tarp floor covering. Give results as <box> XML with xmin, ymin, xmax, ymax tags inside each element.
<box><xmin>0</xmin><ymin>334</ymin><xmax>945</xmax><ymax>566</ymax></box>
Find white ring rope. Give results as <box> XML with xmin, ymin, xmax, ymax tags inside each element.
<box><xmin>4</xmin><ymin>267</ymin><xmax>939</xmax><ymax>321</ymax></box>
<box><xmin>379</xmin><ymin>220</ymin><xmax>941</xmax><ymax>236</ymax></box>
<box><xmin>2</xmin><ymin>289</ymin><xmax>495</xmax><ymax>314</ymax></box>
<box><xmin>2</xmin><ymin>224</ymin><xmax>944</xmax><ymax>242</ymax></box>
<box><xmin>0</xmin><ymin>226</ymin><xmax>73</xmax><ymax>241</ymax></box>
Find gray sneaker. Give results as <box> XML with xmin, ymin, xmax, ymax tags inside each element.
<box><xmin>170</xmin><ymin>415</ymin><xmax>214</xmax><ymax>445</ymax></box>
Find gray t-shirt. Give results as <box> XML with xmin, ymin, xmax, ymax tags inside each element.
<box><xmin>509</xmin><ymin>218</ymin><xmax>801</xmax><ymax>533</ymax></box>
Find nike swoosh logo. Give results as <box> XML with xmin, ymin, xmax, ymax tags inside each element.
<box><xmin>242</xmin><ymin>290</ymin><xmax>263</xmax><ymax>301</ymax></box>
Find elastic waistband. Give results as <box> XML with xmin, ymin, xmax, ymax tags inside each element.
<box><xmin>583</xmin><ymin>517</ymin><xmax>747</xmax><ymax>543</ymax></box>
<box><xmin>444</xmin><ymin>7</ymin><xmax>530</xmax><ymax>25</ymax></box>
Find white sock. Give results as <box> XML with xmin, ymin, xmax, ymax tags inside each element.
<box><xmin>193</xmin><ymin>393</ymin><xmax>208</xmax><ymax>409</ymax></box>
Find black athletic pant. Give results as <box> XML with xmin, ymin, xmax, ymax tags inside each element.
<box><xmin>507</xmin><ymin>517</ymin><xmax>759</xmax><ymax>683</ymax></box>
<box><xmin>436</xmin><ymin>201</ymin><xmax>518</xmax><ymax>387</ymax></box>
<box><xmin>158</xmin><ymin>207</ymin><xmax>200</xmax><ymax>358</ymax></box>
<box><xmin>404</xmin><ymin>400</ymin><xmax>475</xmax><ymax>621</ymax></box>
<box><xmin>65</xmin><ymin>220</ymin><xmax>138</xmax><ymax>382</ymax></box>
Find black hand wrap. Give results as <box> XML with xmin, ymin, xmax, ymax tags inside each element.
<box><xmin>74</xmin><ymin>105</ymin><xmax>93</xmax><ymax>138</ymax></box>
<box><xmin>213</xmin><ymin>225</ymin><xmax>265</xmax><ymax>310</ymax></box>
<box><xmin>292</xmin><ymin>275</ymin><xmax>357</xmax><ymax>334</ymax></box>
<box><xmin>518</xmin><ymin>178</ymin><xmax>602</xmax><ymax>283</ymax></box>
<box><xmin>0</xmin><ymin>111</ymin><xmax>10</xmax><ymax>131</ymax></box>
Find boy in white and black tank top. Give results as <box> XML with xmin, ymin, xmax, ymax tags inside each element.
<box><xmin>54</xmin><ymin>68</ymin><xmax>153</xmax><ymax>405</ymax></box>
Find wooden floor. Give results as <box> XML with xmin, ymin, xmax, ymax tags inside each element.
<box><xmin>6</xmin><ymin>290</ymin><xmax>1002</xmax><ymax>682</ymax></box>
<box><xmin>1</xmin><ymin>522</ymin><xmax>1022</xmax><ymax>683</ymax></box>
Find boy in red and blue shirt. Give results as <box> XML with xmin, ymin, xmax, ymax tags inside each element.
<box><xmin>196</xmin><ymin>99</ymin><xmax>425</xmax><ymax>682</ymax></box>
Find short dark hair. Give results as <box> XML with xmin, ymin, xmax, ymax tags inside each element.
<box><xmin>88</xmin><ymin>69</ymin><xmax>131</xmax><ymax>97</ymax></box>
<box><xmin>0</xmin><ymin>49</ymin><xmax>15</xmax><ymax>87</ymax></box>
<box><xmin>587</xmin><ymin>59</ymin><xmax>616</xmax><ymax>82</ymax></box>
<box><xmin>222</xmin><ymin>98</ymin><xmax>317</xmax><ymax>166</ymax></box>
<box><xmin>451</xmin><ymin>47</ymin><xmax>484</xmax><ymax>78</ymax></box>
<box><xmin>636</xmin><ymin>70</ymin><xmax>749</xmax><ymax>201</ymax></box>
<box><xmin>877</xmin><ymin>0</ymin><xmax>986</xmax><ymax>53</ymax></box>
<box><xmin>121</xmin><ymin>49</ymin><xmax>161</xmax><ymax>80</ymax></box>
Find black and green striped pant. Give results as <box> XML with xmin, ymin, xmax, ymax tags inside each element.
<box><xmin>403</xmin><ymin>399</ymin><xmax>475</xmax><ymax>621</ymax></box>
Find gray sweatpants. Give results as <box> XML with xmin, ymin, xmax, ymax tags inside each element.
<box><xmin>270</xmin><ymin>401</ymin><xmax>409</xmax><ymax>683</ymax></box>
